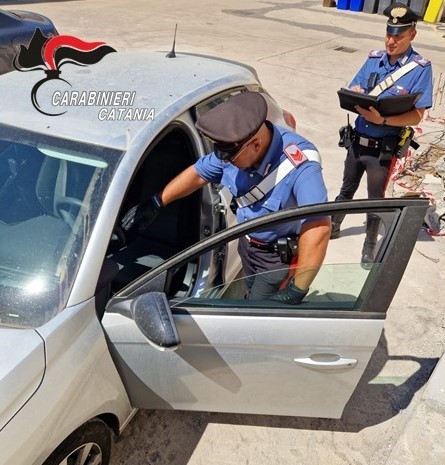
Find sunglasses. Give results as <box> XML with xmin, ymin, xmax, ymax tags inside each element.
<box><xmin>214</xmin><ymin>139</ymin><xmax>254</xmax><ymax>162</ymax></box>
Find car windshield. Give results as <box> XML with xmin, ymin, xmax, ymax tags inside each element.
<box><xmin>0</xmin><ymin>124</ymin><xmax>123</xmax><ymax>329</ymax></box>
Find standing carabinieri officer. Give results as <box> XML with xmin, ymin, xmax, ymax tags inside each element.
<box><xmin>331</xmin><ymin>2</ymin><xmax>433</xmax><ymax>267</ymax></box>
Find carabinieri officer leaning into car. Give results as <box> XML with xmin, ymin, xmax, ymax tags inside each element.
<box><xmin>331</xmin><ymin>2</ymin><xmax>433</xmax><ymax>266</ymax></box>
<box><xmin>122</xmin><ymin>91</ymin><xmax>331</xmax><ymax>304</ymax></box>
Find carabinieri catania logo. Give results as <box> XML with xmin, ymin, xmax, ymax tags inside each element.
<box><xmin>14</xmin><ymin>28</ymin><xmax>155</xmax><ymax>121</ymax></box>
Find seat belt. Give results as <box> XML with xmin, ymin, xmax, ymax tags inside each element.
<box><xmin>368</xmin><ymin>61</ymin><xmax>418</xmax><ymax>97</ymax></box>
<box><xmin>235</xmin><ymin>149</ymin><xmax>320</xmax><ymax>208</ymax></box>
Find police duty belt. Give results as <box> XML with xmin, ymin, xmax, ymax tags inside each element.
<box><xmin>234</xmin><ymin>148</ymin><xmax>320</xmax><ymax>208</ymax></box>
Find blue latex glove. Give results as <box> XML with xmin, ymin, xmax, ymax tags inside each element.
<box><xmin>272</xmin><ymin>278</ymin><xmax>308</xmax><ymax>305</ymax></box>
<box><xmin>121</xmin><ymin>193</ymin><xmax>163</xmax><ymax>233</ymax></box>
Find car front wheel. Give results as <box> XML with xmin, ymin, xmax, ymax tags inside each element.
<box><xmin>43</xmin><ymin>418</ymin><xmax>112</xmax><ymax>465</ymax></box>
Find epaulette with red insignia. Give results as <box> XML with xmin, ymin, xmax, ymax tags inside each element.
<box><xmin>369</xmin><ymin>50</ymin><xmax>385</xmax><ymax>58</ymax></box>
<box><xmin>284</xmin><ymin>144</ymin><xmax>308</xmax><ymax>168</ymax></box>
<box><xmin>413</xmin><ymin>55</ymin><xmax>431</xmax><ymax>67</ymax></box>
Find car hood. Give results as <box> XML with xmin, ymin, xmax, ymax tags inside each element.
<box><xmin>0</xmin><ymin>328</ymin><xmax>45</xmax><ymax>431</ymax></box>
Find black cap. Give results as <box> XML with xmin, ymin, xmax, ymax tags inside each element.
<box><xmin>384</xmin><ymin>3</ymin><xmax>420</xmax><ymax>34</ymax></box>
<box><xmin>195</xmin><ymin>92</ymin><xmax>267</xmax><ymax>159</ymax></box>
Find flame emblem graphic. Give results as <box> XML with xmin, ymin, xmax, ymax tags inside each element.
<box><xmin>14</xmin><ymin>28</ymin><xmax>116</xmax><ymax>115</ymax></box>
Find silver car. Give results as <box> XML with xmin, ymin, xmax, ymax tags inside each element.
<box><xmin>0</xmin><ymin>50</ymin><xmax>428</xmax><ymax>465</ymax></box>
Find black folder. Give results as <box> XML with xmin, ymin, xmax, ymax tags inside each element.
<box><xmin>337</xmin><ymin>88</ymin><xmax>422</xmax><ymax>116</ymax></box>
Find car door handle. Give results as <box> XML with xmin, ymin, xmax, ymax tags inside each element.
<box><xmin>294</xmin><ymin>354</ymin><xmax>357</xmax><ymax>370</ymax></box>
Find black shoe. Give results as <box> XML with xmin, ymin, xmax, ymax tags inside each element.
<box><xmin>330</xmin><ymin>222</ymin><xmax>341</xmax><ymax>239</ymax></box>
<box><xmin>361</xmin><ymin>243</ymin><xmax>376</xmax><ymax>270</ymax></box>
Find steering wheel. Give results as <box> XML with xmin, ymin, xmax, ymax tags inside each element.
<box><xmin>111</xmin><ymin>223</ymin><xmax>126</xmax><ymax>248</ymax></box>
<box><xmin>55</xmin><ymin>196</ymin><xmax>83</xmax><ymax>228</ymax></box>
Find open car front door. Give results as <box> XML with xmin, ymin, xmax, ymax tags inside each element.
<box><xmin>103</xmin><ymin>199</ymin><xmax>428</xmax><ymax>419</ymax></box>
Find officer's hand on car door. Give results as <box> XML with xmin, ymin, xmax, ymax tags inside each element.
<box><xmin>121</xmin><ymin>193</ymin><xmax>163</xmax><ymax>233</ymax></box>
<box><xmin>271</xmin><ymin>278</ymin><xmax>308</xmax><ymax>305</ymax></box>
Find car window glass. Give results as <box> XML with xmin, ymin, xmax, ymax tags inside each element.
<box><xmin>166</xmin><ymin>210</ymin><xmax>395</xmax><ymax>313</ymax></box>
<box><xmin>0</xmin><ymin>124</ymin><xmax>122</xmax><ymax>328</ymax></box>
<box><xmin>260</xmin><ymin>93</ymin><xmax>296</xmax><ymax>131</ymax></box>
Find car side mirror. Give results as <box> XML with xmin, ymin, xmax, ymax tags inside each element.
<box><xmin>131</xmin><ymin>292</ymin><xmax>181</xmax><ymax>351</ymax></box>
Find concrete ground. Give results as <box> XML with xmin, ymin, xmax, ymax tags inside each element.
<box><xmin>4</xmin><ymin>0</ymin><xmax>445</xmax><ymax>463</ymax></box>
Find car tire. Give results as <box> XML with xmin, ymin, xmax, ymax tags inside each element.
<box><xmin>42</xmin><ymin>418</ymin><xmax>112</xmax><ymax>465</ymax></box>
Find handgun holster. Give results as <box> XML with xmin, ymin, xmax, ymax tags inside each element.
<box><xmin>379</xmin><ymin>135</ymin><xmax>398</xmax><ymax>162</ymax></box>
<box><xmin>277</xmin><ymin>237</ymin><xmax>298</xmax><ymax>264</ymax></box>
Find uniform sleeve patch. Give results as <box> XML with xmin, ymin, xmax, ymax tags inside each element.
<box><xmin>413</xmin><ymin>55</ymin><xmax>431</xmax><ymax>67</ymax></box>
<box><xmin>369</xmin><ymin>50</ymin><xmax>385</xmax><ymax>58</ymax></box>
<box><xmin>284</xmin><ymin>144</ymin><xmax>308</xmax><ymax>167</ymax></box>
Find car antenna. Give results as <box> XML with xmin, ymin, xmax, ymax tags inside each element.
<box><xmin>166</xmin><ymin>24</ymin><xmax>177</xmax><ymax>58</ymax></box>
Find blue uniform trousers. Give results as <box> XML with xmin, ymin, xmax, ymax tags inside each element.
<box><xmin>238</xmin><ymin>236</ymin><xmax>289</xmax><ymax>300</ymax></box>
<box><xmin>336</xmin><ymin>141</ymin><xmax>394</xmax><ymax>202</ymax></box>
<box><xmin>333</xmin><ymin>141</ymin><xmax>395</xmax><ymax>247</ymax></box>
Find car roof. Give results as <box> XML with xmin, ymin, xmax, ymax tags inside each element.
<box><xmin>0</xmin><ymin>51</ymin><xmax>259</xmax><ymax>150</ymax></box>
